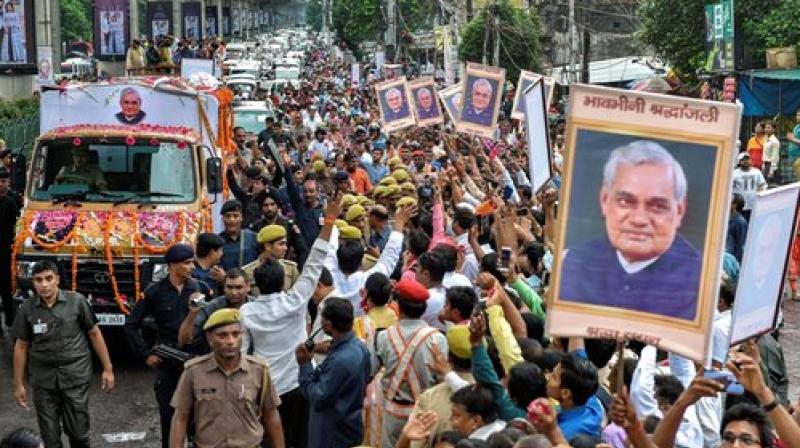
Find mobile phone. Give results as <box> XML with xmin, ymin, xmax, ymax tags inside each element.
<box><xmin>190</xmin><ymin>294</ymin><xmax>207</xmax><ymax>309</ymax></box>
<box><xmin>703</xmin><ymin>370</ymin><xmax>744</xmax><ymax>395</ymax></box>
<box><xmin>499</xmin><ymin>246</ymin><xmax>512</xmax><ymax>273</ymax></box>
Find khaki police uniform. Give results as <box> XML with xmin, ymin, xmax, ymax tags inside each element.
<box><xmin>171</xmin><ymin>353</ymin><xmax>281</xmax><ymax>448</ymax></box>
<box><xmin>242</xmin><ymin>258</ymin><xmax>299</xmax><ymax>294</ymax></box>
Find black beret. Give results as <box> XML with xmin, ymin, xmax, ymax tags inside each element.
<box><xmin>244</xmin><ymin>166</ymin><xmax>262</xmax><ymax>179</ymax></box>
<box><xmin>334</xmin><ymin>171</ymin><xmax>349</xmax><ymax>182</ymax></box>
<box><xmin>164</xmin><ymin>243</ymin><xmax>194</xmax><ymax>263</ymax></box>
<box><xmin>221</xmin><ymin>199</ymin><xmax>243</xmax><ymax>215</ymax></box>
<box><xmin>196</xmin><ymin>232</ymin><xmax>224</xmax><ymax>250</ymax></box>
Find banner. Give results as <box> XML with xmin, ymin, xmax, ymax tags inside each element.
<box><xmin>729</xmin><ymin>184</ymin><xmax>800</xmax><ymax>346</ymax></box>
<box><xmin>205</xmin><ymin>6</ymin><xmax>217</xmax><ymax>36</ymax></box>
<box><xmin>704</xmin><ymin>0</ymin><xmax>734</xmax><ymax>71</ymax></box>
<box><xmin>547</xmin><ymin>84</ymin><xmax>742</xmax><ymax>362</ymax></box>
<box><xmin>94</xmin><ymin>0</ymin><xmax>128</xmax><ymax>60</ymax></box>
<box><xmin>442</xmin><ymin>25</ymin><xmax>455</xmax><ymax>85</ymax></box>
<box><xmin>457</xmin><ymin>62</ymin><xmax>506</xmax><ymax>139</ymax></box>
<box><xmin>351</xmin><ymin>63</ymin><xmax>360</xmax><ymax>87</ymax></box>
<box><xmin>181</xmin><ymin>2</ymin><xmax>201</xmax><ymax>40</ymax></box>
<box><xmin>523</xmin><ymin>80</ymin><xmax>552</xmax><ymax>193</ymax></box>
<box><xmin>0</xmin><ymin>0</ymin><xmax>35</xmax><ymax>70</ymax></box>
<box><xmin>232</xmin><ymin>8</ymin><xmax>240</xmax><ymax>33</ymax></box>
<box><xmin>34</xmin><ymin>46</ymin><xmax>52</xmax><ymax>91</ymax></box>
<box><xmin>222</xmin><ymin>7</ymin><xmax>230</xmax><ymax>36</ymax></box>
<box><xmin>147</xmin><ymin>2</ymin><xmax>173</xmax><ymax>40</ymax></box>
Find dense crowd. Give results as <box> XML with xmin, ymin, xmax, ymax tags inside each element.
<box><xmin>4</xmin><ymin>35</ymin><xmax>800</xmax><ymax>448</ymax></box>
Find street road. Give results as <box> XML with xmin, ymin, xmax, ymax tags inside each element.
<box><xmin>2</xmin><ymin>301</ymin><xmax>800</xmax><ymax>445</ymax></box>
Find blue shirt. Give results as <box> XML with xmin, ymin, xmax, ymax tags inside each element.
<box><xmin>726</xmin><ymin>212</ymin><xmax>748</xmax><ymax>262</ymax></box>
<box><xmin>298</xmin><ymin>332</ymin><xmax>371</xmax><ymax>448</ymax></box>
<box><xmin>558</xmin><ymin>395</ymin><xmax>605</xmax><ymax>440</ymax></box>
<box><xmin>363</xmin><ymin>160</ymin><xmax>389</xmax><ymax>185</ymax></box>
<box><xmin>368</xmin><ymin>225</ymin><xmax>392</xmax><ymax>251</ymax></box>
<box><xmin>218</xmin><ymin>229</ymin><xmax>260</xmax><ymax>270</ymax></box>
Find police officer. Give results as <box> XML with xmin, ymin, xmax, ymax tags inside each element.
<box><xmin>169</xmin><ymin>308</ymin><xmax>285</xmax><ymax>448</ymax></box>
<box><xmin>243</xmin><ymin>224</ymin><xmax>299</xmax><ymax>293</ymax></box>
<box><xmin>218</xmin><ymin>199</ymin><xmax>260</xmax><ymax>270</ymax></box>
<box><xmin>248</xmin><ymin>190</ymin><xmax>309</xmax><ymax>266</ymax></box>
<box><xmin>13</xmin><ymin>260</ymin><xmax>115</xmax><ymax>448</ymax></box>
<box><xmin>124</xmin><ymin>244</ymin><xmax>210</xmax><ymax>448</ymax></box>
<box><xmin>0</xmin><ymin>166</ymin><xmax>21</xmax><ymax>327</ymax></box>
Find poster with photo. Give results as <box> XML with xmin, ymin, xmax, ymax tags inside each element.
<box><xmin>512</xmin><ymin>70</ymin><xmax>554</xmax><ymax>120</ymax></box>
<box><xmin>181</xmin><ymin>2</ymin><xmax>201</xmax><ymax>40</ymax></box>
<box><xmin>205</xmin><ymin>6</ymin><xmax>217</xmax><ymax>35</ymax></box>
<box><xmin>222</xmin><ymin>8</ymin><xmax>230</xmax><ymax>36</ymax></box>
<box><xmin>34</xmin><ymin>45</ymin><xmax>52</xmax><ymax>91</ymax></box>
<box><xmin>232</xmin><ymin>8</ymin><xmax>240</xmax><ymax>33</ymax></box>
<box><xmin>457</xmin><ymin>62</ymin><xmax>505</xmax><ymax>139</ymax></box>
<box><xmin>0</xmin><ymin>0</ymin><xmax>35</xmax><ymax>69</ymax></box>
<box><xmin>523</xmin><ymin>79</ymin><xmax>552</xmax><ymax>193</ymax></box>
<box><xmin>147</xmin><ymin>2</ymin><xmax>172</xmax><ymax>39</ymax></box>
<box><xmin>729</xmin><ymin>184</ymin><xmax>800</xmax><ymax>346</ymax></box>
<box><xmin>439</xmin><ymin>83</ymin><xmax>462</xmax><ymax>123</ymax></box>
<box><xmin>409</xmin><ymin>77</ymin><xmax>443</xmax><ymax>127</ymax></box>
<box><xmin>94</xmin><ymin>0</ymin><xmax>127</xmax><ymax>59</ymax></box>
<box><xmin>375</xmin><ymin>77</ymin><xmax>415</xmax><ymax>134</ymax></box>
<box><xmin>547</xmin><ymin>84</ymin><xmax>742</xmax><ymax>362</ymax></box>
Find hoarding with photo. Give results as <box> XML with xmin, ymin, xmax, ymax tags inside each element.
<box><xmin>94</xmin><ymin>0</ymin><xmax>128</xmax><ymax>60</ymax></box>
<box><xmin>0</xmin><ymin>0</ymin><xmax>35</xmax><ymax>71</ymax></box>
<box><xmin>375</xmin><ymin>77</ymin><xmax>415</xmax><ymax>134</ymax></box>
<box><xmin>457</xmin><ymin>62</ymin><xmax>505</xmax><ymax>139</ymax></box>
<box><xmin>147</xmin><ymin>2</ymin><xmax>173</xmax><ymax>39</ymax></box>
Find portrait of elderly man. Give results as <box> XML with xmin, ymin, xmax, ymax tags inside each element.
<box><xmin>382</xmin><ymin>87</ymin><xmax>410</xmax><ymax>122</ymax></box>
<box><xmin>461</xmin><ymin>77</ymin><xmax>496</xmax><ymax>126</ymax></box>
<box><xmin>115</xmin><ymin>87</ymin><xmax>147</xmax><ymax>125</ymax></box>
<box><xmin>414</xmin><ymin>87</ymin><xmax>438</xmax><ymax>120</ymax></box>
<box><xmin>559</xmin><ymin>140</ymin><xmax>702</xmax><ymax>321</ymax></box>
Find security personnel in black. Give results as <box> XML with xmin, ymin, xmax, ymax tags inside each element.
<box><xmin>124</xmin><ymin>243</ymin><xmax>210</xmax><ymax>448</ymax></box>
<box><xmin>248</xmin><ymin>189</ymin><xmax>309</xmax><ymax>266</ymax></box>
<box><xmin>0</xmin><ymin>166</ymin><xmax>22</xmax><ymax>327</ymax></box>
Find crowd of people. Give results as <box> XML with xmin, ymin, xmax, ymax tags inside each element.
<box><xmin>5</xmin><ymin>34</ymin><xmax>800</xmax><ymax>448</ymax></box>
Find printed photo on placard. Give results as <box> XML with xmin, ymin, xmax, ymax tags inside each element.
<box><xmin>457</xmin><ymin>62</ymin><xmax>505</xmax><ymax>138</ymax></box>
<box><xmin>375</xmin><ymin>77</ymin><xmax>415</xmax><ymax>134</ymax></box>
<box><xmin>547</xmin><ymin>84</ymin><xmax>741</xmax><ymax>362</ymax></box>
<box><xmin>0</xmin><ymin>0</ymin><xmax>34</xmax><ymax>66</ymax></box>
<box><xmin>439</xmin><ymin>83</ymin><xmax>462</xmax><ymax>123</ymax></box>
<box><xmin>409</xmin><ymin>77</ymin><xmax>443</xmax><ymax>127</ymax></box>
<box><xmin>512</xmin><ymin>70</ymin><xmax>554</xmax><ymax>120</ymax></box>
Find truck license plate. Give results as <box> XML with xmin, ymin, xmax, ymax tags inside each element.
<box><xmin>97</xmin><ymin>314</ymin><xmax>125</xmax><ymax>326</ymax></box>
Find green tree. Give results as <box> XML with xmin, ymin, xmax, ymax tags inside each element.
<box><xmin>60</xmin><ymin>0</ymin><xmax>93</xmax><ymax>43</ymax></box>
<box><xmin>306</xmin><ymin>0</ymin><xmax>323</xmax><ymax>32</ymax></box>
<box><xmin>637</xmin><ymin>0</ymin><xmax>783</xmax><ymax>74</ymax></box>
<box><xmin>330</xmin><ymin>0</ymin><xmax>436</xmax><ymax>55</ymax></box>
<box><xmin>457</xmin><ymin>0</ymin><xmax>542</xmax><ymax>84</ymax></box>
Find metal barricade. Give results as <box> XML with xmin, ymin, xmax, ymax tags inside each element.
<box><xmin>0</xmin><ymin>112</ymin><xmax>39</xmax><ymax>157</ymax></box>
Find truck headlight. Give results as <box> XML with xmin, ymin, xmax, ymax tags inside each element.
<box><xmin>15</xmin><ymin>261</ymin><xmax>36</xmax><ymax>280</ymax></box>
<box><xmin>152</xmin><ymin>263</ymin><xmax>169</xmax><ymax>282</ymax></box>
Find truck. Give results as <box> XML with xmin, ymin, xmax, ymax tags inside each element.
<box><xmin>13</xmin><ymin>78</ymin><xmax>235</xmax><ymax>326</ymax></box>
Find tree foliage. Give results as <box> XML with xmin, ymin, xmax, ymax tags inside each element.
<box><xmin>0</xmin><ymin>98</ymin><xmax>39</xmax><ymax>121</ymax></box>
<box><xmin>330</xmin><ymin>0</ymin><xmax>436</xmax><ymax>53</ymax></box>
<box><xmin>637</xmin><ymin>0</ymin><xmax>785</xmax><ymax>74</ymax></box>
<box><xmin>60</xmin><ymin>0</ymin><xmax>93</xmax><ymax>43</ymax></box>
<box><xmin>457</xmin><ymin>0</ymin><xmax>542</xmax><ymax>84</ymax></box>
<box><xmin>306</xmin><ymin>0</ymin><xmax>323</xmax><ymax>32</ymax></box>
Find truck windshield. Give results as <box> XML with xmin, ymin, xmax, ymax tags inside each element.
<box><xmin>29</xmin><ymin>139</ymin><xmax>196</xmax><ymax>203</ymax></box>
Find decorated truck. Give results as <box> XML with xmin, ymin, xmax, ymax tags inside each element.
<box><xmin>13</xmin><ymin>78</ymin><xmax>237</xmax><ymax>326</ymax></box>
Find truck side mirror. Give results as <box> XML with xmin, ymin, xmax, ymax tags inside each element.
<box><xmin>206</xmin><ymin>157</ymin><xmax>223</xmax><ymax>195</ymax></box>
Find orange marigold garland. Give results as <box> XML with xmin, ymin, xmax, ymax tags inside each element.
<box><xmin>103</xmin><ymin>212</ymin><xmax>130</xmax><ymax>315</ymax></box>
<box><xmin>202</xmin><ymin>199</ymin><xmax>213</xmax><ymax>232</ymax></box>
<box><xmin>129</xmin><ymin>212</ymin><xmax>142</xmax><ymax>302</ymax></box>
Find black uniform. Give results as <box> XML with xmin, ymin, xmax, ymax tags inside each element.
<box><xmin>13</xmin><ymin>290</ymin><xmax>97</xmax><ymax>448</ymax></box>
<box><xmin>0</xmin><ymin>188</ymin><xmax>21</xmax><ymax>327</ymax></box>
<box><xmin>123</xmin><ymin>277</ymin><xmax>209</xmax><ymax>448</ymax></box>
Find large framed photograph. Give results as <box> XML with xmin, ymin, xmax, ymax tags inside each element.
<box><xmin>457</xmin><ymin>62</ymin><xmax>505</xmax><ymax>138</ymax></box>
<box><xmin>94</xmin><ymin>0</ymin><xmax>128</xmax><ymax>60</ymax></box>
<box><xmin>0</xmin><ymin>0</ymin><xmax>36</xmax><ymax>72</ymax></box>
<box><xmin>439</xmin><ymin>83</ymin><xmax>462</xmax><ymax>123</ymax></box>
<box><xmin>409</xmin><ymin>77</ymin><xmax>443</xmax><ymax>127</ymax></box>
<box><xmin>524</xmin><ymin>80</ymin><xmax>552</xmax><ymax>193</ymax></box>
<box><xmin>729</xmin><ymin>184</ymin><xmax>800</xmax><ymax>346</ymax></box>
<box><xmin>375</xmin><ymin>77</ymin><xmax>415</xmax><ymax>134</ymax></box>
<box><xmin>147</xmin><ymin>2</ymin><xmax>173</xmax><ymax>39</ymax></box>
<box><xmin>547</xmin><ymin>84</ymin><xmax>742</xmax><ymax>362</ymax></box>
<box><xmin>512</xmin><ymin>70</ymin><xmax>554</xmax><ymax>120</ymax></box>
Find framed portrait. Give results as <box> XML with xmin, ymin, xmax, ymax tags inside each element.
<box><xmin>375</xmin><ymin>77</ymin><xmax>415</xmax><ymax>134</ymax></box>
<box><xmin>523</xmin><ymin>80</ymin><xmax>552</xmax><ymax>193</ymax></box>
<box><xmin>457</xmin><ymin>62</ymin><xmax>505</xmax><ymax>139</ymax></box>
<box><xmin>439</xmin><ymin>83</ymin><xmax>462</xmax><ymax>123</ymax></box>
<box><xmin>146</xmin><ymin>2</ymin><xmax>172</xmax><ymax>39</ymax></box>
<box><xmin>94</xmin><ymin>0</ymin><xmax>128</xmax><ymax>60</ymax></box>
<box><xmin>409</xmin><ymin>77</ymin><xmax>443</xmax><ymax>127</ymax></box>
<box><xmin>547</xmin><ymin>84</ymin><xmax>742</xmax><ymax>362</ymax></box>
<box><xmin>729</xmin><ymin>183</ymin><xmax>800</xmax><ymax>346</ymax></box>
<box><xmin>0</xmin><ymin>0</ymin><xmax>36</xmax><ymax>72</ymax></box>
<box><xmin>512</xmin><ymin>70</ymin><xmax>554</xmax><ymax>120</ymax></box>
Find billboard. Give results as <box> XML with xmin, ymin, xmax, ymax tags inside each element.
<box><xmin>704</xmin><ymin>0</ymin><xmax>734</xmax><ymax>71</ymax></box>
<box><xmin>146</xmin><ymin>1</ymin><xmax>173</xmax><ymax>40</ymax></box>
<box><xmin>205</xmin><ymin>6</ymin><xmax>217</xmax><ymax>36</ymax></box>
<box><xmin>0</xmin><ymin>0</ymin><xmax>35</xmax><ymax>71</ymax></box>
<box><xmin>222</xmin><ymin>7</ymin><xmax>230</xmax><ymax>36</ymax></box>
<box><xmin>181</xmin><ymin>2</ymin><xmax>201</xmax><ymax>40</ymax></box>
<box><xmin>94</xmin><ymin>0</ymin><xmax>128</xmax><ymax>60</ymax></box>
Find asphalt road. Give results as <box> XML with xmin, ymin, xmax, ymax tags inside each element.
<box><xmin>1</xmin><ymin>302</ymin><xmax>800</xmax><ymax>446</ymax></box>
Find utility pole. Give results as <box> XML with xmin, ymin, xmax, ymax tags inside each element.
<box><xmin>492</xmin><ymin>0</ymin><xmax>500</xmax><ymax>66</ymax></box>
<box><xmin>580</xmin><ymin>0</ymin><xmax>590</xmax><ymax>83</ymax></box>
<box><xmin>482</xmin><ymin>2</ymin><xmax>490</xmax><ymax>64</ymax></box>
<box><xmin>321</xmin><ymin>0</ymin><xmax>329</xmax><ymax>48</ymax></box>
<box><xmin>387</xmin><ymin>0</ymin><xmax>397</xmax><ymax>62</ymax></box>
<box><xmin>568</xmin><ymin>0</ymin><xmax>578</xmax><ymax>84</ymax></box>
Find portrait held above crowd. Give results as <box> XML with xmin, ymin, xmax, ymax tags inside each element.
<box><xmin>4</xmin><ymin>24</ymin><xmax>800</xmax><ymax>448</ymax></box>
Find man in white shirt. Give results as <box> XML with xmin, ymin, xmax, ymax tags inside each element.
<box><xmin>415</xmin><ymin>252</ymin><xmax>447</xmax><ymax>331</ymax></box>
<box><xmin>240</xmin><ymin>194</ymin><xmax>340</xmax><ymax>448</ymax></box>
<box><xmin>732</xmin><ymin>152</ymin><xmax>767</xmax><ymax>221</ymax></box>
<box><xmin>308</xmin><ymin>128</ymin><xmax>332</xmax><ymax>161</ymax></box>
<box><xmin>763</xmin><ymin>120</ymin><xmax>781</xmax><ymax>178</ymax></box>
